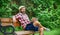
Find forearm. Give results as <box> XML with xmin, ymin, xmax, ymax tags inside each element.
<box><xmin>38</xmin><ymin>24</ymin><xmax>46</xmax><ymax>29</ymax></box>
<box><xmin>38</xmin><ymin>23</ymin><xmax>43</xmax><ymax>28</ymax></box>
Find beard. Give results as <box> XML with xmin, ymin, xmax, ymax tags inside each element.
<box><xmin>20</xmin><ymin>11</ymin><xmax>26</xmax><ymax>14</ymax></box>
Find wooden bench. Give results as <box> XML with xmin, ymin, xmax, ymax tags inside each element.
<box><xmin>15</xmin><ymin>31</ymin><xmax>35</xmax><ymax>35</ymax></box>
<box><xmin>0</xmin><ymin>18</ymin><xmax>15</xmax><ymax>35</ymax></box>
<box><xmin>0</xmin><ymin>18</ymin><xmax>13</xmax><ymax>26</ymax></box>
<box><xmin>0</xmin><ymin>18</ymin><xmax>38</xmax><ymax>35</ymax></box>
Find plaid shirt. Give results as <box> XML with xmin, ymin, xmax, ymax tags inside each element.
<box><xmin>15</xmin><ymin>13</ymin><xmax>30</xmax><ymax>28</ymax></box>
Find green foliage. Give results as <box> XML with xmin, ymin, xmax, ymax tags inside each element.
<box><xmin>38</xmin><ymin>9</ymin><xmax>60</xmax><ymax>29</ymax></box>
<box><xmin>0</xmin><ymin>0</ymin><xmax>60</xmax><ymax>29</ymax></box>
<box><xmin>15</xmin><ymin>26</ymin><xmax>23</xmax><ymax>31</ymax></box>
<box><xmin>26</xmin><ymin>0</ymin><xmax>60</xmax><ymax>29</ymax></box>
<box><xmin>0</xmin><ymin>0</ymin><xmax>18</xmax><ymax>18</ymax></box>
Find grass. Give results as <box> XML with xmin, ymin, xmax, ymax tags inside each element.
<box><xmin>44</xmin><ymin>29</ymin><xmax>60</xmax><ymax>35</ymax></box>
<box><xmin>35</xmin><ymin>28</ymin><xmax>60</xmax><ymax>35</ymax></box>
<box><xmin>0</xmin><ymin>28</ymin><xmax>60</xmax><ymax>35</ymax></box>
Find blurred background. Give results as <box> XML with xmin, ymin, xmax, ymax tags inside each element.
<box><xmin>0</xmin><ymin>0</ymin><xmax>60</xmax><ymax>35</ymax></box>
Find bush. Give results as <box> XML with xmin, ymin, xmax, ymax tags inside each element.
<box><xmin>0</xmin><ymin>0</ymin><xmax>60</xmax><ymax>29</ymax></box>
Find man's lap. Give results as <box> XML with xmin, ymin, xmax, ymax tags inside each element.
<box><xmin>25</xmin><ymin>22</ymin><xmax>38</xmax><ymax>31</ymax></box>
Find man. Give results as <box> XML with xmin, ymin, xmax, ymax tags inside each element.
<box><xmin>15</xmin><ymin>6</ymin><xmax>44</xmax><ymax>35</ymax></box>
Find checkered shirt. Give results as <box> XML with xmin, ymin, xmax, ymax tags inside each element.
<box><xmin>15</xmin><ymin>13</ymin><xmax>30</xmax><ymax>28</ymax></box>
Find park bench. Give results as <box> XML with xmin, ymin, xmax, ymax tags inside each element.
<box><xmin>0</xmin><ymin>18</ymin><xmax>38</xmax><ymax>35</ymax></box>
<box><xmin>0</xmin><ymin>18</ymin><xmax>15</xmax><ymax>35</ymax></box>
<box><xmin>0</xmin><ymin>18</ymin><xmax>13</xmax><ymax>26</ymax></box>
<box><xmin>15</xmin><ymin>31</ymin><xmax>35</xmax><ymax>35</ymax></box>
<box><xmin>12</xmin><ymin>16</ymin><xmax>37</xmax><ymax>35</ymax></box>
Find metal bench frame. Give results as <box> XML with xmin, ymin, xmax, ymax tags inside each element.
<box><xmin>0</xmin><ymin>19</ymin><xmax>15</xmax><ymax>35</ymax></box>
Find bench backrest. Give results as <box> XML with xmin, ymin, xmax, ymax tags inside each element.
<box><xmin>0</xmin><ymin>18</ymin><xmax>13</xmax><ymax>26</ymax></box>
<box><xmin>0</xmin><ymin>18</ymin><xmax>12</xmax><ymax>23</ymax></box>
<box><xmin>0</xmin><ymin>18</ymin><xmax>21</xmax><ymax>27</ymax></box>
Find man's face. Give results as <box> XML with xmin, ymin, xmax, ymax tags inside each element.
<box><xmin>20</xmin><ymin>7</ymin><xmax>26</xmax><ymax>13</ymax></box>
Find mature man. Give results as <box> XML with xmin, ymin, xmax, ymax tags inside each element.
<box><xmin>15</xmin><ymin>6</ymin><xmax>45</xmax><ymax>35</ymax></box>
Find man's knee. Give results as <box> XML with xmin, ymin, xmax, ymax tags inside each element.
<box><xmin>39</xmin><ymin>27</ymin><xmax>44</xmax><ymax>31</ymax></box>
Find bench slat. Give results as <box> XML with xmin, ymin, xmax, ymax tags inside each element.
<box><xmin>15</xmin><ymin>31</ymin><xmax>34</xmax><ymax>35</ymax></box>
<box><xmin>1</xmin><ymin>23</ymin><xmax>13</xmax><ymax>26</ymax></box>
<box><xmin>0</xmin><ymin>18</ymin><xmax>12</xmax><ymax>23</ymax></box>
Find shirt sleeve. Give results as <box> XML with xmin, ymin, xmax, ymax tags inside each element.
<box><xmin>26</xmin><ymin>14</ymin><xmax>30</xmax><ymax>24</ymax></box>
<box><xmin>15</xmin><ymin>13</ymin><xmax>27</xmax><ymax>28</ymax></box>
<box><xmin>15</xmin><ymin>14</ymin><xmax>21</xmax><ymax>19</ymax></box>
<box><xmin>15</xmin><ymin>14</ymin><xmax>24</xmax><ymax>23</ymax></box>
